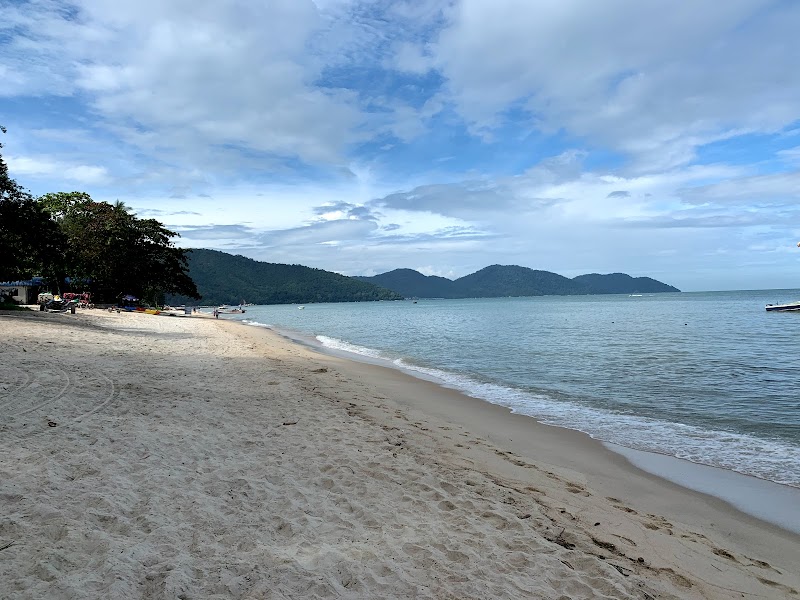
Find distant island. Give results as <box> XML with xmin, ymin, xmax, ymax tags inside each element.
<box><xmin>357</xmin><ymin>265</ymin><xmax>679</xmax><ymax>299</ymax></box>
<box><xmin>169</xmin><ymin>249</ymin><xmax>679</xmax><ymax>305</ymax></box>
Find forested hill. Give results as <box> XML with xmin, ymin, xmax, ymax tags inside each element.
<box><xmin>571</xmin><ymin>273</ymin><xmax>679</xmax><ymax>294</ymax></box>
<box><xmin>359</xmin><ymin>269</ymin><xmax>455</xmax><ymax>299</ymax></box>
<box><xmin>168</xmin><ymin>249</ymin><xmax>403</xmax><ymax>305</ymax></box>
<box><xmin>168</xmin><ymin>251</ymin><xmax>678</xmax><ymax>305</ymax></box>
<box><xmin>356</xmin><ymin>265</ymin><xmax>679</xmax><ymax>298</ymax></box>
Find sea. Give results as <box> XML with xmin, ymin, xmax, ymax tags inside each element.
<box><xmin>227</xmin><ymin>290</ymin><xmax>800</xmax><ymax>495</ymax></box>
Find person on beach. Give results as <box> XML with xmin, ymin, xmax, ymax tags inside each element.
<box><xmin>213</xmin><ymin>308</ymin><xmax>219</xmax><ymax>319</ymax></box>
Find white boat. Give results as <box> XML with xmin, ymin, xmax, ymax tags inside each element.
<box><xmin>765</xmin><ymin>300</ymin><xmax>800</xmax><ymax>312</ymax></box>
<box><xmin>217</xmin><ymin>305</ymin><xmax>246</xmax><ymax>314</ymax></box>
<box><xmin>297</xmin><ymin>305</ymin><xmax>305</xmax><ymax>310</ymax></box>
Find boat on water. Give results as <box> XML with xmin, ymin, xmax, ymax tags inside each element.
<box><xmin>765</xmin><ymin>300</ymin><xmax>800</xmax><ymax>312</ymax></box>
<box><xmin>217</xmin><ymin>305</ymin><xmax>246</xmax><ymax>314</ymax></box>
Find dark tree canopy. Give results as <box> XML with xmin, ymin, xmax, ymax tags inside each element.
<box><xmin>0</xmin><ymin>127</ymin><xmax>66</xmax><ymax>282</ymax></box>
<box><xmin>42</xmin><ymin>197</ymin><xmax>200</xmax><ymax>303</ymax></box>
<box><xmin>168</xmin><ymin>249</ymin><xmax>403</xmax><ymax>306</ymax></box>
<box><xmin>1</xmin><ymin>127</ymin><xmax>199</xmax><ymax>303</ymax></box>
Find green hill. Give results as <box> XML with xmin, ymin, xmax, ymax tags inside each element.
<box><xmin>452</xmin><ymin>265</ymin><xmax>586</xmax><ymax>297</ymax></box>
<box><xmin>169</xmin><ymin>250</ymin><xmax>679</xmax><ymax>305</ymax></box>
<box><xmin>358</xmin><ymin>265</ymin><xmax>679</xmax><ymax>298</ymax></box>
<box><xmin>355</xmin><ymin>269</ymin><xmax>457</xmax><ymax>298</ymax></box>
<box><xmin>572</xmin><ymin>273</ymin><xmax>679</xmax><ymax>294</ymax></box>
<box><xmin>169</xmin><ymin>249</ymin><xmax>403</xmax><ymax>305</ymax></box>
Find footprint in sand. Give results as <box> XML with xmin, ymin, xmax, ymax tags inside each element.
<box><xmin>565</xmin><ymin>483</ymin><xmax>591</xmax><ymax>497</ymax></box>
<box><xmin>744</xmin><ymin>556</ymin><xmax>780</xmax><ymax>573</ymax></box>
<box><xmin>610</xmin><ymin>502</ymin><xmax>638</xmax><ymax>515</ymax></box>
<box><xmin>711</xmin><ymin>547</ymin><xmax>738</xmax><ymax>562</ymax></box>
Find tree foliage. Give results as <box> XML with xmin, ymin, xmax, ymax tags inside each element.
<box><xmin>0</xmin><ymin>127</ymin><xmax>199</xmax><ymax>303</ymax></box>
<box><xmin>45</xmin><ymin>197</ymin><xmax>200</xmax><ymax>303</ymax></box>
<box><xmin>0</xmin><ymin>127</ymin><xmax>66</xmax><ymax>282</ymax></box>
<box><xmin>168</xmin><ymin>249</ymin><xmax>403</xmax><ymax>306</ymax></box>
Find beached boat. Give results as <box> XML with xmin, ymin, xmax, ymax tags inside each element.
<box><xmin>765</xmin><ymin>300</ymin><xmax>800</xmax><ymax>312</ymax></box>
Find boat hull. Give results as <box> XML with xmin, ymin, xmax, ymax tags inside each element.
<box><xmin>765</xmin><ymin>301</ymin><xmax>800</xmax><ymax>312</ymax></box>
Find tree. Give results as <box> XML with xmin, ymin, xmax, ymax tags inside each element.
<box><xmin>38</xmin><ymin>191</ymin><xmax>94</xmax><ymax>222</ymax></box>
<box><xmin>51</xmin><ymin>196</ymin><xmax>200</xmax><ymax>303</ymax></box>
<box><xmin>0</xmin><ymin>127</ymin><xmax>65</xmax><ymax>282</ymax></box>
<box><xmin>2</xmin><ymin>127</ymin><xmax>199</xmax><ymax>302</ymax></box>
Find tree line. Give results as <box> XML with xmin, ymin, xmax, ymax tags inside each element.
<box><xmin>0</xmin><ymin>127</ymin><xmax>199</xmax><ymax>305</ymax></box>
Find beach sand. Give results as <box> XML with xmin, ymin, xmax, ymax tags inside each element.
<box><xmin>1</xmin><ymin>309</ymin><xmax>798</xmax><ymax>599</ymax></box>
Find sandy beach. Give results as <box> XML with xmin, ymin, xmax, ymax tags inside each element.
<box><xmin>1</xmin><ymin>309</ymin><xmax>798</xmax><ymax>599</ymax></box>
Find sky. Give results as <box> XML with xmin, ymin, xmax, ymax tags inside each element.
<box><xmin>1</xmin><ymin>0</ymin><xmax>799</xmax><ymax>291</ymax></box>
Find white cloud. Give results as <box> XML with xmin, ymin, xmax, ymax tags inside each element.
<box><xmin>6</xmin><ymin>154</ymin><xmax>110</xmax><ymax>185</ymax></box>
<box><xmin>3</xmin><ymin>0</ymin><xmax>363</xmax><ymax>167</ymax></box>
<box><xmin>2</xmin><ymin>0</ymin><xmax>799</xmax><ymax>290</ymax></box>
<box><xmin>391</xmin><ymin>41</ymin><xmax>434</xmax><ymax>74</ymax></box>
<box><xmin>431</xmin><ymin>0</ymin><xmax>800</xmax><ymax>170</ymax></box>
<box><xmin>777</xmin><ymin>146</ymin><xmax>800</xmax><ymax>165</ymax></box>
<box><xmin>678</xmin><ymin>171</ymin><xmax>800</xmax><ymax>207</ymax></box>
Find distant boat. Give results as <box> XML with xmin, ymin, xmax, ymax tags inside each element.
<box><xmin>298</xmin><ymin>305</ymin><xmax>305</xmax><ymax>310</ymax></box>
<box><xmin>217</xmin><ymin>305</ymin><xmax>246</xmax><ymax>314</ymax></box>
<box><xmin>629</xmin><ymin>294</ymin><xmax>643</xmax><ymax>297</ymax></box>
<box><xmin>765</xmin><ymin>301</ymin><xmax>800</xmax><ymax>312</ymax></box>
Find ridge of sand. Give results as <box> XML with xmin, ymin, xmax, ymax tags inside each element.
<box><xmin>1</xmin><ymin>309</ymin><xmax>798</xmax><ymax>599</ymax></box>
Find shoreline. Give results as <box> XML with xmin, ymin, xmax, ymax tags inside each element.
<box><xmin>226</xmin><ymin>318</ymin><xmax>800</xmax><ymax>588</ymax></box>
<box><xmin>245</xmin><ymin>318</ymin><xmax>800</xmax><ymax>535</ymax></box>
<box><xmin>2</xmin><ymin>309</ymin><xmax>799</xmax><ymax>598</ymax></box>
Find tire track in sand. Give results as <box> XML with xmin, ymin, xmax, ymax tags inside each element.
<box><xmin>0</xmin><ymin>365</ymin><xmax>36</xmax><ymax>408</ymax></box>
<box><xmin>5</xmin><ymin>364</ymin><xmax>118</xmax><ymax>441</ymax></box>
<box><xmin>14</xmin><ymin>367</ymin><xmax>74</xmax><ymax>416</ymax></box>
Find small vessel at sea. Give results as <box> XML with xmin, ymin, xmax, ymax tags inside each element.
<box><xmin>217</xmin><ymin>305</ymin><xmax>246</xmax><ymax>314</ymax></box>
<box><xmin>298</xmin><ymin>305</ymin><xmax>305</xmax><ymax>310</ymax></box>
<box><xmin>765</xmin><ymin>300</ymin><xmax>800</xmax><ymax>312</ymax></box>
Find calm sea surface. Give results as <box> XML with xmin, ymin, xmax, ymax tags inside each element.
<box><xmin>228</xmin><ymin>290</ymin><xmax>800</xmax><ymax>488</ymax></box>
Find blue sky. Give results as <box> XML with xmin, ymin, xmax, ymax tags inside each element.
<box><xmin>2</xmin><ymin>0</ymin><xmax>799</xmax><ymax>291</ymax></box>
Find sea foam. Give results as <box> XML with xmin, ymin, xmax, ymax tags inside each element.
<box><xmin>315</xmin><ymin>334</ymin><xmax>800</xmax><ymax>487</ymax></box>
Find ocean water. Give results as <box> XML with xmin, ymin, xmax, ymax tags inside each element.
<box><xmin>230</xmin><ymin>290</ymin><xmax>800</xmax><ymax>488</ymax></box>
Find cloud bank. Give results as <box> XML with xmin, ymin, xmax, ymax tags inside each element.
<box><xmin>1</xmin><ymin>0</ymin><xmax>798</xmax><ymax>290</ymax></box>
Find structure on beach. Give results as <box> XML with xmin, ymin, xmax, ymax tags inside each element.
<box><xmin>0</xmin><ymin>277</ymin><xmax>44</xmax><ymax>304</ymax></box>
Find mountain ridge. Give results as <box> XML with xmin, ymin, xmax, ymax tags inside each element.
<box><xmin>357</xmin><ymin>264</ymin><xmax>679</xmax><ymax>298</ymax></box>
<box><xmin>169</xmin><ymin>250</ymin><xmax>680</xmax><ymax>305</ymax></box>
